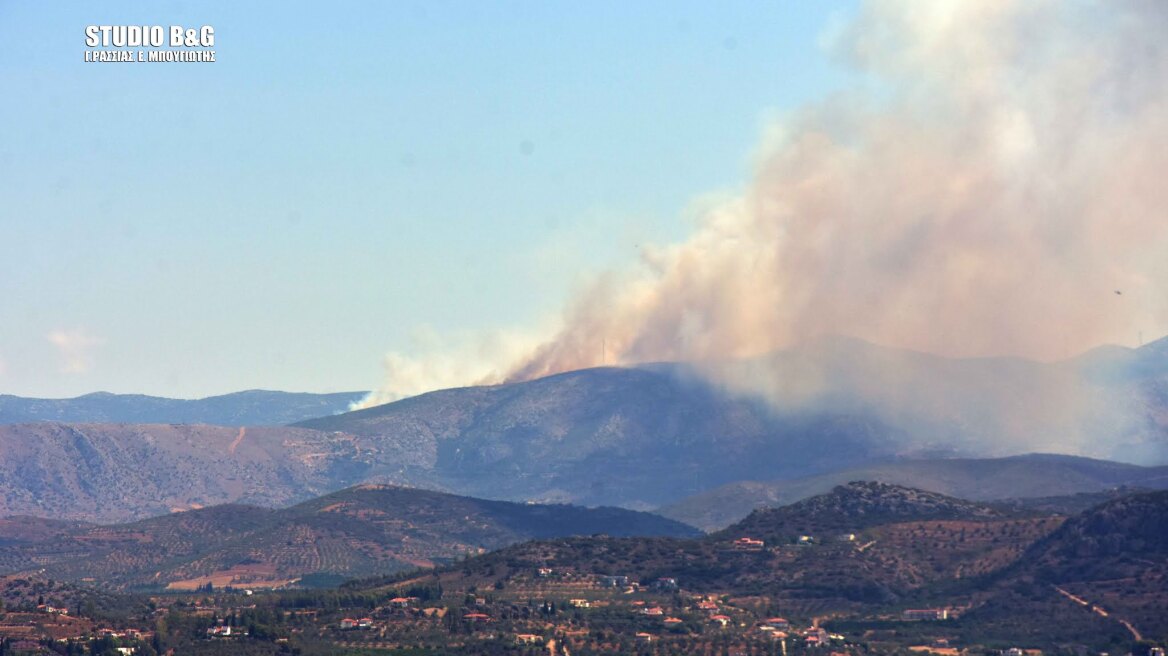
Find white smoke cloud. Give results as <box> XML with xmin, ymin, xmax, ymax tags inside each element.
<box><xmin>353</xmin><ymin>325</ymin><xmax>545</xmax><ymax>410</ymax></box>
<box><xmin>47</xmin><ymin>328</ymin><xmax>103</xmax><ymax>374</ymax></box>
<box><xmin>364</xmin><ymin>0</ymin><xmax>1168</xmax><ymax>428</ymax></box>
<box><xmin>507</xmin><ymin>0</ymin><xmax>1168</xmax><ymax>380</ymax></box>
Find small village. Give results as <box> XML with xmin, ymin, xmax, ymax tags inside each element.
<box><xmin>0</xmin><ymin>531</ymin><xmax>1147</xmax><ymax>656</ymax></box>
<box><xmin>0</xmin><ymin>518</ymin><xmax>1162</xmax><ymax>656</ymax></box>
<box><xmin>0</xmin><ymin>547</ymin><xmax>970</xmax><ymax>656</ymax></box>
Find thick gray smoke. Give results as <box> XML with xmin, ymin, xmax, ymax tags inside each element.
<box><xmin>362</xmin><ymin>0</ymin><xmax>1168</xmax><ymax>461</ymax></box>
<box><xmin>508</xmin><ymin>0</ymin><xmax>1168</xmax><ymax>380</ymax></box>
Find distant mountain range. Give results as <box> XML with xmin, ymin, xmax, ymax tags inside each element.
<box><xmin>297</xmin><ymin>336</ymin><xmax>1168</xmax><ymax>508</ymax></box>
<box><xmin>295</xmin><ymin>365</ymin><xmax>905</xmax><ymax>510</ymax></box>
<box><xmin>0</xmin><ymin>423</ymin><xmax>370</xmax><ymax>522</ymax></box>
<box><xmin>0</xmin><ymin>389</ymin><xmax>366</xmax><ymax>426</ymax></box>
<box><xmin>0</xmin><ymin>336</ymin><xmax>1166</xmax><ymax>523</ymax></box>
<box><xmin>659</xmin><ymin>453</ymin><xmax>1168</xmax><ymax>530</ymax></box>
<box><xmin>0</xmin><ymin>484</ymin><xmax>698</xmax><ymax>591</ymax></box>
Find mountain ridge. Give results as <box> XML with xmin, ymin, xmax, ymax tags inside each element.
<box><xmin>0</xmin><ymin>484</ymin><xmax>699</xmax><ymax>590</ymax></box>
<box><xmin>0</xmin><ymin>389</ymin><xmax>366</xmax><ymax>426</ymax></box>
<box><xmin>1</xmin><ymin>336</ymin><xmax>1167</xmax><ymax>523</ymax></box>
<box><xmin>659</xmin><ymin>453</ymin><xmax>1168</xmax><ymax>530</ymax></box>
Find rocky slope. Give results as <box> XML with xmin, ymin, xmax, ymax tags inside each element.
<box><xmin>0</xmin><ymin>423</ymin><xmax>368</xmax><ymax>522</ymax></box>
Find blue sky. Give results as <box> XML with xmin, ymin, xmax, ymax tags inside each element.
<box><xmin>0</xmin><ymin>1</ymin><xmax>857</xmax><ymax>398</ymax></box>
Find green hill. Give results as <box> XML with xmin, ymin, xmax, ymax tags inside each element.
<box><xmin>391</xmin><ymin>482</ymin><xmax>1057</xmax><ymax>611</ymax></box>
<box><xmin>0</xmin><ymin>485</ymin><xmax>698</xmax><ymax>590</ymax></box>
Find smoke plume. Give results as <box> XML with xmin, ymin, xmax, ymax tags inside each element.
<box><xmin>354</xmin><ymin>326</ymin><xmax>542</xmax><ymax>409</ymax></box>
<box><xmin>364</xmin><ymin>0</ymin><xmax>1168</xmax><ymax>433</ymax></box>
<box><xmin>509</xmin><ymin>0</ymin><xmax>1168</xmax><ymax>380</ymax></box>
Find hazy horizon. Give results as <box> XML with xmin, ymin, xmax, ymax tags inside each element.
<box><xmin>6</xmin><ymin>329</ymin><xmax>1167</xmax><ymax>402</ymax></box>
<box><xmin>4</xmin><ymin>1</ymin><xmax>1165</xmax><ymax>407</ymax></box>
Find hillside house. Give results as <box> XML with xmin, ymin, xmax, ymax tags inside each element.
<box><xmin>653</xmin><ymin>577</ymin><xmax>679</xmax><ymax>591</ymax></box>
<box><xmin>599</xmin><ymin>575</ymin><xmax>630</xmax><ymax>587</ymax></box>
<box><xmin>804</xmin><ymin>627</ymin><xmax>829</xmax><ymax>645</ymax></box>
<box><xmin>732</xmin><ymin>537</ymin><xmax>765</xmax><ymax>551</ymax></box>
<box><xmin>338</xmin><ymin>618</ymin><xmax>358</xmax><ymax>630</ymax></box>
<box><xmin>711</xmin><ymin>614</ymin><xmax>731</xmax><ymax>627</ymax></box>
<box><xmin>569</xmin><ymin>598</ymin><xmax>591</xmax><ymax>608</ymax></box>
<box><xmin>515</xmin><ymin>634</ymin><xmax>542</xmax><ymax>645</ymax></box>
<box><xmin>763</xmin><ymin>617</ymin><xmax>790</xmax><ymax>630</ymax></box>
<box><xmin>635</xmin><ymin>632</ymin><xmax>654</xmax><ymax>644</ymax></box>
